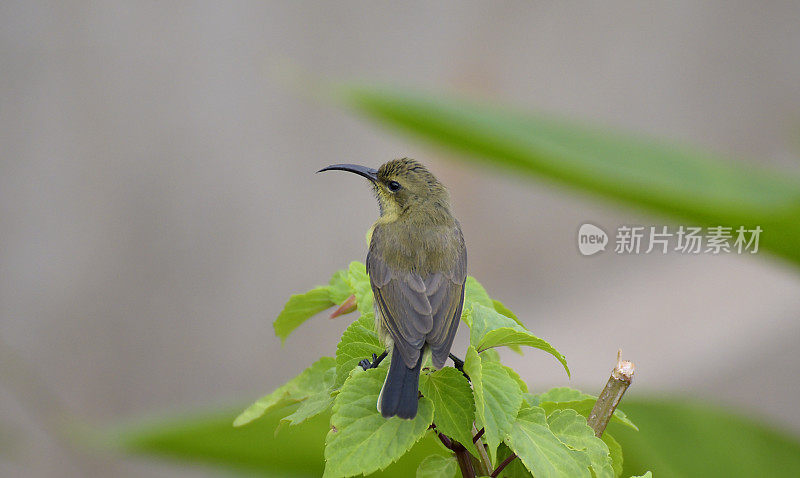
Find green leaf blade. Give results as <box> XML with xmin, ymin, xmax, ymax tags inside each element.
<box><xmin>273</xmin><ymin>287</ymin><xmax>334</xmax><ymax>344</ymax></box>
<box><xmin>416</xmin><ymin>454</ymin><xmax>458</xmax><ymax>478</ymax></box>
<box><xmin>328</xmin><ymin>269</ymin><xmax>354</xmax><ymax>305</ymax></box>
<box><xmin>478</xmin><ymin>327</ymin><xmax>569</xmax><ymax>377</ymax></box>
<box><xmin>234</xmin><ymin>356</ymin><xmax>336</xmax><ymax>427</ymax></box>
<box><xmin>282</xmin><ymin>389</ymin><xmax>335</xmax><ymax>427</ymax></box>
<box><xmin>534</xmin><ymin>387</ymin><xmax>637</xmax><ymax>431</ymax></box>
<box><xmin>335</xmin><ymin>314</ymin><xmax>385</xmax><ymax>388</ymax></box>
<box><xmin>346</xmin><ymin>261</ymin><xmax>373</xmax><ymax>313</ymax></box>
<box><xmin>504</xmin><ymin>406</ymin><xmax>591</xmax><ymax>478</ymax></box>
<box><xmin>464</xmin><ymin>346</ymin><xmax>523</xmax><ymax>464</ymax></box>
<box><xmin>547</xmin><ymin>409</ymin><xmax>614</xmax><ymax>478</ymax></box>
<box><xmin>469</xmin><ymin>304</ymin><xmax>569</xmax><ymax>377</ymax></box>
<box><xmin>464</xmin><ymin>276</ymin><xmax>493</xmax><ymax>308</ymax></box>
<box><xmin>419</xmin><ymin>367</ymin><xmax>478</xmax><ymax>457</ymax></box>
<box><xmin>324</xmin><ymin>367</ymin><xmax>433</xmax><ymax>478</ymax></box>
<box><xmin>601</xmin><ymin>433</ymin><xmax>624</xmax><ymax>477</ymax></box>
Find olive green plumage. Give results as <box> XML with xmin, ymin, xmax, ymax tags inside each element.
<box><xmin>319</xmin><ymin>158</ymin><xmax>467</xmax><ymax>419</ymax></box>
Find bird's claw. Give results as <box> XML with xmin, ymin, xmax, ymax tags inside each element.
<box><xmin>449</xmin><ymin>353</ymin><xmax>470</xmax><ymax>381</ymax></box>
<box><xmin>449</xmin><ymin>353</ymin><xmax>465</xmax><ymax>372</ymax></box>
<box><xmin>359</xmin><ymin>353</ymin><xmax>379</xmax><ymax>370</ymax></box>
<box><xmin>359</xmin><ymin>351</ymin><xmax>387</xmax><ymax>370</ymax></box>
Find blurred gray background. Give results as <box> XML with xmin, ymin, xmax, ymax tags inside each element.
<box><xmin>2</xmin><ymin>1</ymin><xmax>799</xmax><ymax>476</ymax></box>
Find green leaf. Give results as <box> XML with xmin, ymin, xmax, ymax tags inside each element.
<box><xmin>274</xmin><ymin>287</ymin><xmax>334</xmax><ymax>343</ymax></box>
<box><xmin>547</xmin><ymin>409</ymin><xmax>614</xmax><ymax>478</ymax></box>
<box><xmin>464</xmin><ymin>276</ymin><xmax>493</xmax><ymax>308</ymax></box>
<box><xmin>610</xmin><ymin>398</ymin><xmax>800</xmax><ymax>478</ymax></box>
<box><xmin>602</xmin><ymin>433</ymin><xmax>624</xmax><ymax>477</ymax></box>
<box><xmin>419</xmin><ymin>367</ymin><xmax>478</xmax><ymax>457</ymax></box>
<box><xmin>630</xmin><ymin>473</ymin><xmax>652</xmax><ymax>478</ymax></box>
<box><xmin>479</xmin><ymin>347</ymin><xmax>501</xmax><ymax>363</ymax></box>
<box><xmin>234</xmin><ymin>357</ymin><xmax>336</xmax><ymax>427</ymax></box>
<box><xmin>497</xmin><ymin>443</ymin><xmax>533</xmax><ymax>477</ymax></box>
<box><xmin>489</xmin><ymin>299</ymin><xmax>524</xmax><ymax>354</ymax></box>
<box><xmin>480</xmin><ymin>328</ymin><xmax>569</xmax><ymax>377</ymax></box>
<box><xmin>328</xmin><ymin>269</ymin><xmax>354</xmax><ymax>305</ymax></box>
<box><xmin>536</xmin><ymin>387</ymin><xmax>637</xmax><ymax>431</ymax></box>
<box><xmin>536</xmin><ymin>387</ymin><xmax>590</xmax><ymax>403</ymax></box>
<box><xmin>346</xmin><ymin>261</ymin><xmax>373</xmax><ymax>313</ymax></box>
<box><xmin>503</xmin><ymin>365</ymin><xmax>529</xmax><ymax>394</ymax></box>
<box><xmin>492</xmin><ymin>299</ymin><xmax>528</xmax><ymax>330</ymax></box>
<box><xmin>504</xmin><ymin>406</ymin><xmax>591</xmax><ymax>478</ymax></box>
<box><xmin>464</xmin><ymin>345</ymin><xmax>523</xmax><ymax>464</ymax></box>
<box><xmin>324</xmin><ymin>367</ymin><xmax>434</xmax><ymax>478</ymax></box>
<box><xmin>416</xmin><ymin>454</ymin><xmax>458</xmax><ymax>478</ymax></box>
<box><xmin>335</xmin><ymin>314</ymin><xmax>385</xmax><ymax>387</ymax></box>
<box><xmin>282</xmin><ymin>388</ymin><xmax>335</xmax><ymax>427</ymax></box>
<box><xmin>470</xmin><ymin>304</ymin><xmax>569</xmax><ymax>377</ymax></box>
<box><xmin>342</xmin><ymin>85</ymin><xmax>800</xmax><ymax>267</ymax></box>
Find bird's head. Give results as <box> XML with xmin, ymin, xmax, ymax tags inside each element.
<box><xmin>319</xmin><ymin>158</ymin><xmax>450</xmax><ymax>220</ymax></box>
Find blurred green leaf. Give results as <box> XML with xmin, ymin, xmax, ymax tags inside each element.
<box><xmin>112</xmin><ymin>405</ymin><xmax>330</xmax><ymax>477</ymax></box>
<box><xmin>341</xmin><ymin>85</ymin><xmax>800</xmax><ymax>267</ymax></box>
<box><xmin>416</xmin><ymin>454</ymin><xmax>458</xmax><ymax>478</ymax></box>
<box><xmin>464</xmin><ymin>345</ymin><xmax>523</xmax><ymax>464</ymax></box>
<box><xmin>110</xmin><ymin>403</ymin><xmax>449</xmax><ymax>477</ymax></box>
<box><xmin>335</xmin><ymin>314</ymin><xmax>384</xmax><ymax>387</ymax></box>
<box><xmin>234</xmin><ymin>356</ymin><xmax>336</xmax><ymax>427</ymax></box>
<box><xmin>273</xmin><ymin>287</ymin><xmax>334</xmax><ymax>344</ymax></box>
<box><xmin>547</xmin><ymin>409</ymin><xmax>614</xmax><ymax>478</ymax></box>
<box><xmin>610</xmin><ymin>398</ymin><xmax>800</xmax><ymax>478</ymax></box>
<box><xmin>419</xmin><ymin>367</ymin><xmax>478</xmax><ymax>457</ymax></box>
<box><xmin>324</xmin><ymin>367</ymin><xmax>434</xmax><ymax>478</ymax></box>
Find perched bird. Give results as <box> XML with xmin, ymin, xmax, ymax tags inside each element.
<box><xmin>319</xmin><ymin>158</ymin><xmax>467</xmax><ymax>419</ymax></box>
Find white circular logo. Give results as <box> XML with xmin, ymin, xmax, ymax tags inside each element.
<box><xmin>578</xmin><ymin>223</ymin><xmax>608</xmax><ymax>256</ymax></box>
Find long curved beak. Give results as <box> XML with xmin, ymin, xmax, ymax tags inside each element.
<box><xmin>317</xmin><ymin>163</ymin><xmax>378</xmax><ymax>183</ymax></box>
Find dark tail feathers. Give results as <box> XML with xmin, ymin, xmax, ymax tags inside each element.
<box><xmin>379</xmin><ymin>348</ymin><xmax>422</xmax><ymax>419</ymax></box>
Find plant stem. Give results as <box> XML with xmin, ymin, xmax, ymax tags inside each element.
<box><xmin>437</xmin><ymin>432</ymin><xmax>475</xmax><ymax>478</ymax></box>
<box><xmin>491</xmin><ymin>452</ymin><xmax>517</xmax><ymax>477</ymax></box>
<box><xmin>472</xmin><ymin>425</ymin><xmax>493</xmax><ymax>476</ymax></box>
<box><xmin>587</xmin><ymin>349</ymin><xmax>635</xmax><ymax>437</ymax></box>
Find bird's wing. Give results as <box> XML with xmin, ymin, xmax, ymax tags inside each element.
<box><xmin>367</xmin><ymin>224</ymin><xmax>467</xmax><ymax>370</ymax></box>
<box><xmin>367</xmin><ymin>235</ymin><xmax>432</xmax><ymax>369</ymax></box>
<box><xmin>426</xmin><ymin>226</ymin><xmax>467</xmax><ymax>368</ymax></box>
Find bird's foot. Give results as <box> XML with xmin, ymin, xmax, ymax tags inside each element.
<box><xmin>359</xmin><ymin>351</ymin><xmax>388</xmax><ymax>370</ymax></box>
<box><xmin>449</xmin><ymin>353</ymin><xmax>465</xmax><ymax>371</ymax></box>
<box><xmin>449</xmin><ymin>353</ymin><xmax>470</xmax><ymax>381</ymax></box>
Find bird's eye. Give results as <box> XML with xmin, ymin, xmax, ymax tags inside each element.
<box><xmin>387</xmin><ymin>181</ymin><xmax>401</xmax><ymax>192</ymax></box>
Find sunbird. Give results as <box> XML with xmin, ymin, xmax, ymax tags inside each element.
<box><xmin>319</xmin><ymin>158</ymin><xmax>467</xmax><ymax>419</ymax></box>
